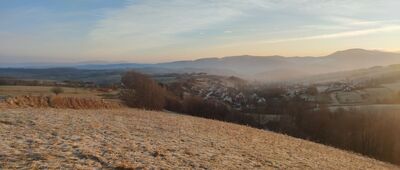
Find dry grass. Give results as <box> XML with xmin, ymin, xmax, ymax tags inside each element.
<box><xmin>0</xmin><ymin>108</ymin><xmax>397</xmax><ymax>169</ymax></box>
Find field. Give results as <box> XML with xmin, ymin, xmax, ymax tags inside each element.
<box><xmin>330</xmin><ymin>104</ymin><xmax>400</xmax><ymax>112</ymax></box>
<box><xmin>382</xmin><ymin>81</ymin><xmax>400</xmax><ymax>93</ymax></box>
<box><xmin>0</xmin><ymin>108</ymin><xmax>396</xmax><ymax>169</ymax></box>
<box><xmin>329</xmin><ymin>87</ymin><xmax>397</xmax><ymax>105</ymax></box>
<box><xmin>334</xmin><ymin>91</ymin><xmax>364</xmax><ymax>104</ymax></box>
<box><xmin>0</xmin><ymin>85</ymin><xmax>118</xmax><ymax>100</ymax></box>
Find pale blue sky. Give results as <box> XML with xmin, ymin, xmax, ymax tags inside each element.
<box><xmin>1</xmin><ymin>0</ymin><xmax>400</xmax><ymax>63</ymax></box>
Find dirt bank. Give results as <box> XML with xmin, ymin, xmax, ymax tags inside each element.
<box><xmin>2</xmin><ymin>95</ymin><xmax>122</xmax><ymax>109</ymax></box>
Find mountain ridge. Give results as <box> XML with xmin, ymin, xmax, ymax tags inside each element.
<box><xmin>3</xmin><ymin>49</ymin><xmax>400</xmax><ymax>82</ymax></box>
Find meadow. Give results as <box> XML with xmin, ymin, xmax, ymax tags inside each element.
<box><xmin>0</xmin><ymin>85</ymin><xmax>118</xmax><ymax>99</ymax></box>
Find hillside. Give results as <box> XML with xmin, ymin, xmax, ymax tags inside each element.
<box><xmin>300</xmin><ymin>64</ymin><xmax>400</xmax><ymax>84</ymax></box>
<box><xmin>0</xmin><ymin>108</ymin><xmax>396</xmax><ymax>169</ymax></box>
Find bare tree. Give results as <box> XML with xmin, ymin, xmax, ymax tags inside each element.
<box><xmin>120</xmin><ymin>71</ymin><xmax>166</xmax><ymax>110</ymax></box>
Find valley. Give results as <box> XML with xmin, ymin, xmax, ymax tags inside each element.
<box><xmin>2</xmin><ymin>49</ymin><xmax>400</xmax><ymax>168</ymax></box>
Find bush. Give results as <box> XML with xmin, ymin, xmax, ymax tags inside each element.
<box><xmin>120</xmin><ymin>71</ymin><xmax>167</xmax><ymax>110</ymax></box>
<box><xmin>50</xmin><ymin>87</ymin><xmax>64</xmax><ymax>95</ymax></box>
<box><xmin>164</xmin><ymin>94</ymin><xmax>183</xmax><ymax>112</ymax></box>
<box><xmin>181</xmin><ymin>96</ymin><xmax>229</xmax><ymax>120</ymax></box>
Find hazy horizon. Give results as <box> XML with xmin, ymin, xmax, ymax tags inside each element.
<box><xmin>1</xmin><ymin>0</ymin><xmax>400</xmax><ymax>63</ymax></box>
<box><xmin>0</xmin><ymin>48</ymin><xmax>399</xmax><ymax>65</ymax></box>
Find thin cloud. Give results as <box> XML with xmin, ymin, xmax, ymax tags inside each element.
<box><xmin>257</xmin><ymin>25</ymin><xmax>400</xmax><ymax>44</ymax></box>
<box><xmin>85</xmin><ymin>0</ymin><xmax>254</xmax><ymax>56</ymax></box>
<box><xmin>2</xmin><ymin>0</ymin><xmax>400</xmax><ymax>62</ymax></box>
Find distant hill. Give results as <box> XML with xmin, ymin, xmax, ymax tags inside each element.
<box><xmin>2</xmin><ymin>49</ymin><xmax>400</xmax><ymax>82</ymax></box>
<box><xmin>300</xmin><ymin>64</ymin><xmax>400</xmax><ymax>84</ymax></box>
<box><xmin>323</xmin><ymin>49</ymin><xmax>400</xmax><ymax>71</ymax></box>
<box><xmin>73</xmin><ymin>49</ymin><xmax>400</xmax><ymax>81</ymax></box>
<box><xmin>0</xmin><ymin>68</ymin><xmax>124</xmax><ymax>85</ymax></box>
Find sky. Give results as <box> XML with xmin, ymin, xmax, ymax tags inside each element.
<box><xmin>1</xmin><ymin>0</ymin><xmax>400</xmax><ymax>63</ymax></box>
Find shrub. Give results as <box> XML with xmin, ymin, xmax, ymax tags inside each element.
<box><xmin>50</xmin><ymin>87</ymin><xmax>64</xmax><ymax>95</ymax></box>
<box><xmin>120</xmin><ymin>71</ymin><xmax>166</xmax><ymax>110</ymax></box>
<box><xmin>164</xmin><ymin>94</ymin><xmax>183</xmax><ymax>112</ymax></box>
<box><xmin>182</xmin><ymin>96</ymin><xmax>228</xmax><ymax>120</ymax></box>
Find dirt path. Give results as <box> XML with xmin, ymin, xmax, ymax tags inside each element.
<box><xmin>0</xmin><ymin>108</ymin><xmax>397</xmax><ymax>169</ymax></box>
<box><xmin>330</xmin><ymin>92</ymin><xmax>340</xmax><ymax>105</ymax></box>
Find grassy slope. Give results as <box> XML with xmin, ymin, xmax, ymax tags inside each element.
<box><xmin>0</xmin><ymin>108</ymin><xmax>397</xmax><ymax>169</ymax></box>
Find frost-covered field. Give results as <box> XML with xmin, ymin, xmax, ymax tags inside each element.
<box><xmin>0</xmin><ymin>108</ymin><xmax>396</xmax><ymax>169</ymax></box>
